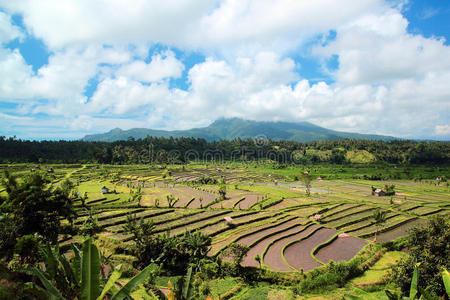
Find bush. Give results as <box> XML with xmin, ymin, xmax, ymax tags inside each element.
<box><xmin>382</xmin><ymin>237</ymin><xmax>407</xmax><ymax>251</ymax></box>
<box><xmin>14</xmin><ymin>234</ymin><xmax>41</xmax><ymax>265</ymax></box>
<box><xmin>194</xmin><ymin>176</ymin><xmax>218</xmax><ymax>185</ymax></box>
<box><xmin>297</xmin><ymin>272</ymin><xmax>341</xmax><ymax>293</ymax></box>
<box><xmin>297</xmin><ymin>258</ymin><xmax>364</xmax><ymax>293</ymax></box>
<box><xmin>123</xmin><ymin>215</ymin><xmax>211</xmax><ymax>272</ymax></box>
<box><xmin>389</xmin><ymin>215</ymin><xmax>449</xmax><ymax>297</ymax></box>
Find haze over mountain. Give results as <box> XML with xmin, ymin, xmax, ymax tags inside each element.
<box><xmin>82</xmin><ymin>118</ymin><xmax>397</xmax><ymax>142</ymax></box>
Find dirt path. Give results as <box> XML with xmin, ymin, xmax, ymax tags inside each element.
<box><xmin>263</xmin><ymin>224</ymin><xmax>319</xmax><ymax>271</ymax></box>
<box><xmin>315</xmin><ymin>236</ymin><xmax>367</xmax><ymax>264</ymax></box>
<box><xmin>284</xmin><ymin>227</ymin><xmax>336</xmax><ymax>271</ymax></box>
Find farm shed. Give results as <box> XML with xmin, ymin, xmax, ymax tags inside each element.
<box><xmin>375</xmin><ymin>189</ymin><xmax>386</xmax><ymax>196</ymax></box>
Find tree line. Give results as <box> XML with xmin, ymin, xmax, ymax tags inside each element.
<box><xmin>0</xmin><ymin>135</ymin><xmax>448</xmax><ymax>165</ymax></box>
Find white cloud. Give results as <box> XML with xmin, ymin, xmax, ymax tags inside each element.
<box><xmin>0</xmin><ymin>112</ymin><xmax>32</xmax><ymax>120</ymax></box>
<box><xmin>0</xmin><ymin>48</ymin><xmax>34</xmax><ymax>99</ymax></box>
<box><xmin>0</xmin><ymin>0</ymin><xmax>217</xmax><ymax>48</ymax></box>
<box><xmin>117</xmin><ymin>50</ymin><xmax>184</xmax><ymax>83</ymax></box>
<box><xmin>0</xmin><ymin>1</ymin><xmax>449</xmax><ymax>140</ymax></box>
<box><xmin>316</xmin><ymin>9</ymin><xmax>450</xmax><ymax>85</ymax></box>
<box><xmin>434</xmin><ymin>125</ymin><xmax>450</xmax><ymax>136</ymax></box>
<box><xmin>0</xmin><ymin>44</ymin><xmax>134</xmax><ymax>115</ymax></box>
<box><xmin>88</xmin><ymin>76</ymin><xmax>172</xmax><ymax>115</ymax></box>
<box><xmin>0</xmin><ymin>0</ymin><xmax>382</xmax><ymax>53</ymax></box>
<box><xmin>0</xmin><ymin>11</ymin><xmax>23</xmax><ymax>44</ymax></box>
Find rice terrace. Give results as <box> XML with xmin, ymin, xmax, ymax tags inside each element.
<box><xmin>0</xmin><ymin>141</ymin><xmax>448</xmax><ymax>299</ymax></box>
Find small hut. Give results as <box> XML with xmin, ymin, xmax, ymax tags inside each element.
<box><xmin>310</xmin><ymin>214</ymin><xmax>322</xmax><ymax>221</ymax></box>
<box><xmin>101</xmin><ymin>186</ymin><xmax>110</xmax><ymax>194</ymax></box>
<box><xmin>375</xmin><ymin>189</ymin><xmax>386</xmax><ymax>196</ymax></box>
<box><xmin>338</xmin><ymin>233</ymin><xmax>350</xmax><ymax>238</ymax></box>
<box><xmin>224</xmin><ymin>216</ymin><xmax>233</xmax><ymax>226</ymax></box>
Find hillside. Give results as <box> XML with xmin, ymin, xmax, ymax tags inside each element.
<box><xmin>82</xmin><ymin>118</ymin><xmax>397</xmax><ymax>142</ymax></box>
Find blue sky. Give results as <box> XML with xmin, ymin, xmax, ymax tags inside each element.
<box><xmin>0</xmin><ymin>0</ymin><xmax>449</xmax><ymax>140</ymax></box>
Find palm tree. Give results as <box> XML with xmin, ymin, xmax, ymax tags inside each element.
<box><xmin>372</xmin><ymin>209</ymin><xmax>387</xmax><ymax>242</ymax></box>
<box><xmin>254</xmin><ymin>254</ymin><xmax>262</xmax><ymax>269</ymax></box>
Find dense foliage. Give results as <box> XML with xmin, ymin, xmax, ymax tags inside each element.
<box><xmin>0</xmin><ymin>136</ymin><xmax>449</xmax><ymax>165</ymax></box>
<box><xmin>123</xmin><ymin>215</ymin><xmax>212</xmax><ymax>273</ymax></box>
<box><xmin>0</xmin><ymin>172</ymin><xmax>75</xmax><ymax>260</ymax></box>
<box><xmin>389</xmin><ymin>215</ymin><xmax>450</xmax><ymax>297</ymax></box>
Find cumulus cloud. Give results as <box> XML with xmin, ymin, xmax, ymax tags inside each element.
<box><xmin>88</xmin><ymin>77</ymin><xmax>172</xmax><ymax>115</ymax></box>
<box><xmin>0</xmin><ymin>0</ymin><xmax>382</xmax><ymax>53</ymax></box>
<box><xmin>117</xmin><ymin>50</ymin><xmax>184</xmax><ymax>83</ymax></box>
<box><xmin>435</xmin><ymin>125</ymin><xmax>450</xmax><ymax>136</ymax></box>
<box><xmin>0</xmin><ymin>11</ymin><xmax>23</xmax><ymax>44</ymax></box>
<box><xmin>0</xmin><ymin>0</ymin><xmax>449</xmax><ymax>140</ymax></box>
<box><xmin>0</xmin><ymin>0</ymin><xmax>216</xmax><ymax>48</ymax></box>
<box><xmin>315</xmin><ymin>9</ymin><xmax>450</xmax><ymax>85</ymax></box>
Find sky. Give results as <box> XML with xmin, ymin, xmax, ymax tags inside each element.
<box><xmin>0</xmin><ymin>0</ymin><xmax>449</xmax><ymax>141</ymax></box>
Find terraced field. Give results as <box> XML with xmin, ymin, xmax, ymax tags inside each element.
<box><xmin>2</xmin><ymin>163</ymin><xmax>448</xmax><ymax>274</ymax></box>
<box><xmin>284</xmin><ymin>227</ymin><xmax>337</xmax><ymax>271</ymax></box>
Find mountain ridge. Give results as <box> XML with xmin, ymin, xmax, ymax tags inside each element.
<box><xmin>82</xmin><ymin>118</ymin><xmax>398</xmax><ymax>142</ymax></box>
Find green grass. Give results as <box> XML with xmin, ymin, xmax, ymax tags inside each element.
<box><xmin>231</xmin><ymin>285</ymin><xmax>271</xmax><ymax>299</ymax></box>
<box><xmin>351</xmin><ymin>251</ymin><xmax>407</xmax><ymax>285</ymax></box>
<box><xmin>209</xmin><ymin>277</ymin><xmax>240</xmax><ymax>297</ymax></box>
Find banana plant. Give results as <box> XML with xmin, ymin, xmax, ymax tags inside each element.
<box><xmin>27</xmin><ymin>237</ymin><xmax>158</xmax><ymax>300</ymax></box>
<box><xmin>443</xmin><ymin>269</ymin><xmax>450</xmax><ymax>296</ymax></box>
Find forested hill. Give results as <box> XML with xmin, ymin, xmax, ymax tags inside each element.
<box><xmin>82</xmin><ymin>118</ymin><xmax>398</xmax><ymax>142</ymax></box>
<box><xmin>0</xmin><ymin>136</ymin><xmax>448</xmax><ymax>166</ymax></box>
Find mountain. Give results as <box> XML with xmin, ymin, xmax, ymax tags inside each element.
<box><xmin>82</xmin><ymin>118</ymin><xmax>397</xmax><ymax>142</ymax></box>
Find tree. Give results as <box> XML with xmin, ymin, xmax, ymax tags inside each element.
<box><xmin>389</xmin><ymin>216</ymin><xmax>450</xmax><ymax>297</ymax></box>
<box><xmin>123</xmin><ymin>215</ymin><xmax>211</xmax><ymax>272</ymax></box>
<box><xmin>0</xmin><ymin>171</ymin><xmax>75</xmax><ymax>259</ymax></box>
<box><xmin>331</xmin><ymin>148</ymin><xmax>346</xmax><ymax>164</ymax></box>
<box><xmin>254</xmin><ymin>254</ymin><xmax>262</xmax><ymax>269</ymax></box>
<box><xmin>384</xmin><ymin>184</ymin><xmax>396</xmax><ymax>196</ymax></box>
<box><xmin>179</xmin><ymin>231</ymin><xmax>212</xmax><ymax>266</ymax></box>
<box><xmin>218</xmin><ymin>185</ymin><xmax>227</xmax><ymax>200</ymax></box>
<box><xmin>166</xmin><ymin>194</ymin><xmax>179</xmax><ymax>208</ymax></box>
<box><xmin>372</xmin><ymin>209</ymin><xmax>387</xmax><ymax>242</ymax></box>
<box><xmin>222</xmin><ymin>243</ymin><xmax>250</xmax><ymax>269</ymax></box>
<box><xmin>301</xmin><ymin>173</ymin><xmax>313</xmax><ymax>196</ymax></box>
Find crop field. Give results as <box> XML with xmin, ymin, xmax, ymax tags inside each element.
<box><xmin>1</xmin><ymin>162</ymin><xmax>448</xmax><ymax>275</ymax></box>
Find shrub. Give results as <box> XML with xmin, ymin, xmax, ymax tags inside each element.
<box><xmin>194</xmin><ymin>176</ymin><xmax>218</xmax><ymax>185</ymax></box>
<box><xmin>13</xmin><ymin>234</ymin><xmax>41</xmax><ymax>265</ymax></box>
<box><xmin>297</xmin><ymin>272</ymin><xmax>341</xmax><ymax>293</ymax></box>
<box><xmin>389</xmin><ymin>215</ymin><xmax>449</xmax><ymax>297</ymax></box>
<box><xmin>123</xmin><ymin>215</ymin><xmax>211</xmax><ymax>272</ymax></box>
